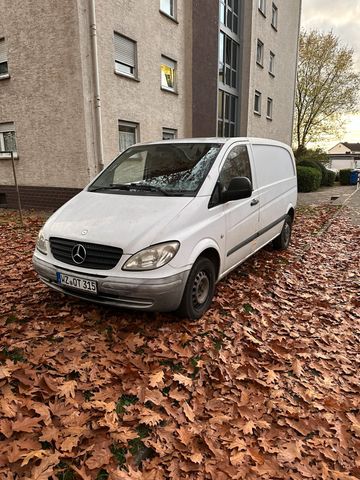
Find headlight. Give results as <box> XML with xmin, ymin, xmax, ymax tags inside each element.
<box><xmin>122</xmin><ymin>241</ymin><xmax>180</xmax><ymax>271</ymax></box>
<box><xmin>36</xmin><ymin>229</ymin><xmax>48</xmax><ymax>255</ymax></box>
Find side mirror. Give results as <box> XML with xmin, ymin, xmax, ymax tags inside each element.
<box><xmin>222</xmin><ymin>176</ymin><xmax>252</xmax><ymax>203</ymax></box>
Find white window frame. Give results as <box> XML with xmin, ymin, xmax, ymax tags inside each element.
<box><xmin>254</xmin><ymin>91</ymin><xmax>262</xmax><ymax>115</ymax></box>
<box><xmin>114</xmin><ymin>32</ymin><xmax>137</xmax><ymax>78</ymax></box>
<box><xmin>271</xmin><ymin>3</ymin><xmax>278</xmax><ymax>29</ymax></box>
<box><xmin>258</xmin><ymin>0</ymin><xmax>266</xmax><ymax>15</ymax></box>
<box><xmin>267</xmin><ymin>97</ymin><xmax>273</xmax><ymax>119</ymax></box>
<box><xmin>269</xmin><ymin>51</ymin><xmax>275</xmax><ymax>76</ymax></box>
<box><xmin>160</xmin><ymin>0</ymin><xmax>176</xmax><ymax>19</ymax></box>
<box><xmin>118</xmin><ymin>120</ymin><xmax>139</xmax><ymax>153</ymax></box>
<box><xmin>256</xmin><ymin>40</ymin><xmax>264</xmax><ymax>66</ymax></box>
<box><xmin>0</xmin><ymin>123</ymin><xmax>17</xmax><ymax>158</ymax></box>
<box><xmin>161</xmin><ymin>55</ymin><xmax>177</xmax><ymax>92</ymax></box>
<box><xmin>0</xmin><ymin>38</ymin><xmax>9</xmax><ymax>79</ymax></box>
<box><xmin>162</xmin><ymin>128</ymin><xmax>177</xmax><ymax>140</ymax></box>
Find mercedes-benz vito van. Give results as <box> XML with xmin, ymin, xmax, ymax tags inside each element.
<box><xmin>33</xmin><ymin>138</ymin><xmax>297</xmax><ymax>319</ymax></box>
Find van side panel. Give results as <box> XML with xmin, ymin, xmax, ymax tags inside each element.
<box><xmin>250</xmin><ymin>144</ymin><xmax>297</xmax><ymax>247</ymax></box>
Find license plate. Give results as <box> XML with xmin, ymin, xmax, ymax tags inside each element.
<box><xmin>56</xmin><ymin>272</ymin><xmax>97</xmax><ymax>294</ymax></box>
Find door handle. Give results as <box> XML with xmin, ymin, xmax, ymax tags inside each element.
<box><xmin>250</xmin><ymin>199</ymin><xmax>259</xmax><ymax>206</ymax></box>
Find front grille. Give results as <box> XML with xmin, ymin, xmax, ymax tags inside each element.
<box><xmin>50</xmin><ymin>237</ymin><xmax>123</xmax><ymax>270</ymax></box>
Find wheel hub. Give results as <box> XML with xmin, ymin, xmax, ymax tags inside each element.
<box><xmin>192</xmin><ymin>271</ymin><xmax>210</xmax><ymax>306</ymax></box>
<box><xmin>283</xmin><ymin>222</ymin><xmax>291</xmax><ymax>246</ymax></box>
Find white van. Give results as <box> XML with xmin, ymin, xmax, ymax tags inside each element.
<box><xmin>33</xmin><ymin>138</ymin><xmax>297</xmax><ymax>319</ymax></box>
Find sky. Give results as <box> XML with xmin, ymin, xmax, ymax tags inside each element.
<box><xmin>301</xmin><ymin>0</ymin><xmax>360</xmax><ymax>150</ymax></box>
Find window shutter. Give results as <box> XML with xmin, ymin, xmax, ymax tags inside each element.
<box><xmin>0</xmin><ymin>39</ymin><xmax>7</xmax><ymax>64</ymax></box>
<box><xmin>114</xmin><ymin>33</ymin><xmax>135</xmax><ymax>67</ymax></box>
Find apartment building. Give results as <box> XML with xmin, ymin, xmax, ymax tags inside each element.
<box><xmin>0</xmin><ymin>0</ymin><xmax>301</xmax><ymax>210</ymax></box>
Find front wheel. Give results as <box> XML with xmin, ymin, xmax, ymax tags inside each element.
<box><xmin>273</xmin><ymin>214</ymin><xmax>293</xmax><ymax>250</ymax></box>
<box><xmin>177</xmin><ymin>257</ymin><xmax>216</xmax><ymax>320</ymax></box>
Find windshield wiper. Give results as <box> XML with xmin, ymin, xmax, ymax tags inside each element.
<box><xmin>127</xmin><ymin>183</ymin><xmax>172</xmax><ymax>196</ymax></box>
<box><xmin>89</xmin><ymin>183</ymin><xmax>185</xmax><ymax>196</ymax></box>
<box><xmin>89</xmin><ymin>183</ymin><xmax>131</xmax><ymax>192</ymax></box>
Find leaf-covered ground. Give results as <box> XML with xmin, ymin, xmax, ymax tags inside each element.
<box><xmin>0</xmin><ymin>205</ymin><xmax>359</xmax><ymax>479</ymax></box>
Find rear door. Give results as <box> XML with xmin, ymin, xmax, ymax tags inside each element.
<box><xmin>219</xmin><ymin>144</ymin><xmax>260</xmax><ymax>272</ymax></box>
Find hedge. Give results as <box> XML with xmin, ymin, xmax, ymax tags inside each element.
<box><xmin>297</xmin><ymin>159</ymin><xmax>328</xmax><ymax>186</ymax></box>
<box><xmin>325</xmin><ymin>169</ymin><xmax>336</xmax><ymax>187</ymax></box>
<box><xmin>339</xmin><ymin>169</ymin><xmax>352</xmax><ymax>185</ymax></box>
<box><xmin>297</xmin><ymin>166</ymin><xmax>322</xmax><ymax>192</ymax></box>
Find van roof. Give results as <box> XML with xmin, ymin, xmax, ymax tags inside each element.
<box><xmin>141</xmin><ymin>137</ymin><xmax>291</xmax><ymax>150</ymax></box>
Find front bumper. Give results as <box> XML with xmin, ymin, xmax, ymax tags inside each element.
<box><xmin>33</xmin><ymin>255</ymin><xmax>190</xmax><ymax>312</ymax></box>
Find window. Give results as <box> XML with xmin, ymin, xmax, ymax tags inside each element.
<box><xmin>0</xmin><ymin>123</ymin><xmax>17</xmax><ymax>155</ymax></box>
<box><xmin>254</xmin><ymin>91</ymin><xmax>261</xmax><ymax>115</ymax></box>
<box><xmin>218</xmin><ymin>90</ymin><xmax>237</xmax><ymax>137</ymax></box>
<box><xmin>160</xmin><ymin>0</ymin><xmax>176</xmax><ymax>18</ymax></box>
<box><xmin>269</xmin><ymin>51</ymin><xmax>275</xmax><ymax>75</ymax></box>
<box><xmin>114</xmin><ymin>33</ymin><xmax>136</xmax><ymax>77</ymax></box>
<box><xmin>272</xmin><ymin>3</ymin><xmax>278</xmax><ymax>29</ymax></box>
<box><xmin>219</xmin><ymin>0</ymin><xmax>239</xmax><ymax>34</ymax></box>
<box><xmin>162</xmin><ymin>128</ymin><xmax>177</xmax><ymax>140</ymax></box>
<box><xmin>267</xmin><ymin>97</ymin><xmax>273</xmax><ymax>119</ymax></box>
<box><xmin>161</xmin><ymin>56</ymin><xmax>176</xmax><ymax>91</ymax></box>
<box><xmin>219</xmin><ymin>32</ymin><xmax>238</xmax><ymax>88</ymax></box>
<box><xmin>119</xmin><ymin>121</ymin><xmax>138</xmax><ymax>152</ymax></box>
<box><xmin>258</xmin><ymin>0</ymin><xmax>266</xmax><ymax>15</ymax></box>
<box><xmin>219</xmin><ymin>146</ymin><xmax>252</xmax><ymax>191</ymax></box>
<box><xmin>0</xmin><ymin>38</ymin><xmax>8</xmax><ymax>77</ymax></box>
<box><xmin>256</xmin><ymin>40</ymin><xmax>264</xmax><ymax>66</ymax></box>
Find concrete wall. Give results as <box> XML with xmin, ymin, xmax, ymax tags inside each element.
<box><xmin>244</xmin><ymin>0</ymin><xmax>301</xmax><ymax>145</ymax></box>
<box><xmin>0</xmin><ymin>0</ymin><xmax>90</xmax><ymax>189</ymax></box>
<box><xmin>94</xmin><ymin>0</ymin><xmax>193</xmax><ymax>166</ymax></box>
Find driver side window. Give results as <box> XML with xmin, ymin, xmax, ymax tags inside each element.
<box><xmin>219</xmin><ymin>145</ymin><xmax>252</xmax><ymax>191</ymax></box>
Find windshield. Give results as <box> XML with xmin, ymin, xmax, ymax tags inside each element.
<box><xmin>88</xmin><ymin>143</ymin><xmax>222</xmax><ymax>196</ymax></box>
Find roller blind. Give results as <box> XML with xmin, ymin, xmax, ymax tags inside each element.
<box><xmin>114</xmin><ymin>33</ymin><xmax>135</xmax><ymax>67</ymax></box>
<box><xmin>0</xmin><ymin>122</ymin><xmax>14</xmax><ymax>133</ymax></box>
<box><xmin>161</xmin><ymin>56</ymin><xmax>176</xmax><ymax>70</ymax></box>
<box><xmin>0</xmin><ymin>39</ymin><xmax>7</xmax><ymax>64</ymax></box>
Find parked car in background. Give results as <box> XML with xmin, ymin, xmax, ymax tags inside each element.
<box><xmin>33</xmin><ymin>138</ymin><xmax>297</xmax><ymax>319</ymax></box>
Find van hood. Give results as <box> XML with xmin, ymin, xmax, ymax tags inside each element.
<box><xmin>45</xmin><ymin>191</ymin><xmax>194</xmax><ymax>254</ymax></box>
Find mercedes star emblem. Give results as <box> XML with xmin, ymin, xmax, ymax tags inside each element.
<box><xmin>71</xmin><ymin>244</ymin><xmax>87</xmax><ymax>264</ymax></box>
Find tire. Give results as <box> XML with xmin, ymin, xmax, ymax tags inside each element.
<box><xmin>177</xmin><ymin>257</ymin><xmax>216</xmax><ymax>320</ymax></box>
<box><xmin>273</xmin><ymin>214</ymin><xmax>293</xmax><ymax>250</ymax></box>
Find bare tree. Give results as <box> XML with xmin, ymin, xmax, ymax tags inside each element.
<box><xmin>294</xmin><ymin>30</ymin><xmax>360</xmax><ymax>151</ymax></box>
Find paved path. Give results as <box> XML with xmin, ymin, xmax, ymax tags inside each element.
<box><xmin>298</xmin><ymin>184</ymin><xmax>357</xmax><ymax>206</ymax></box>
<box><xmin>298</xmin><ymin>184</ymin><xmax>360</xmax><ymax>226</ymax></box>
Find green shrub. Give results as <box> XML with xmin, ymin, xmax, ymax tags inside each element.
<box><xmin>325</xmin><ymin>169</ymin><xmax>336</xmax><ymax>186</ymax></box>
<box><xmin>297</xmin><ymin>159</ymin><xmax>328</xmax><ymax>186</ymax></box>
<box><xmin>297</xmin><ymin>166</ymin><xmax>322</xmax><ymax>192</ymax></box>
<box><xmin>339</xmin><ymin>169</ymin><xmax>352</xmax><ymax>185</ymax></box>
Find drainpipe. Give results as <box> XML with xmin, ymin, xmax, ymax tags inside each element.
<box><xmin>89</xmin><ymin>0</ymin><xmax>104</xmax><ymax>173</ymax></box>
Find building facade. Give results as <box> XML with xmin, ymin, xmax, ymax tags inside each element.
<box><xmin>0</xmin><ymin>0</ymin><xmax>301</xmax><ymax>210</ymax></box>
<box><xmin>328</xmin><ymin>142</ymin><xmax>360</xmax><ymax>170</ymax></box>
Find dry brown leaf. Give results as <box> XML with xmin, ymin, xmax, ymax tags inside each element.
<box><xmin>149</xmin><ymin>370</ymin><xmax>164</xmax><ymax>388</ymax></box>
<box><xmin>182</xmin><ymin>401</ymin><xmax>195</xmax><ymax>422</ymax></box>
<box><xmin>173</xmin><ymin>373</ymin><xmax>193</xmax><ymax>387</ymax></box>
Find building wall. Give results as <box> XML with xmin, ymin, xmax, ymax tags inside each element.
<box><xmin>245</xmin><ymin>0</ymin><xmax>301</xmax><ymax>145</ymax></box>
<box><xmin>329</xmin><ymin>157</ymin><xmax>356</xmax><ymax>170</ymax></box>
<box><xmin>192</xmin><ymin>0</ymin><xmax>218</xmax><ymax>137</ymax></box>
<box><xmin>94</xmin><ymin>0</ymin><xmax>193</xmax><ymax>166</ymax></box>
<box><xmin>0</xmin><ymin>0</ymin><xmax>91</xmax><ymax>189</ymax></box>
<box><xmin>328</xmin><ymin>143</ymin><xmax>351</xmax><ymax>155</ymax></box>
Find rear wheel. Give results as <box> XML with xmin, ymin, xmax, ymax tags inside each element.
<box><xmin>273</xmin><ymin>214</ymin><xmax>293</xmax><ymax>250</ymax></box>
<box><xmin>177</xmin><ymin>257</ymin><xmax>216</xmax><ymax>320</ymax></box>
